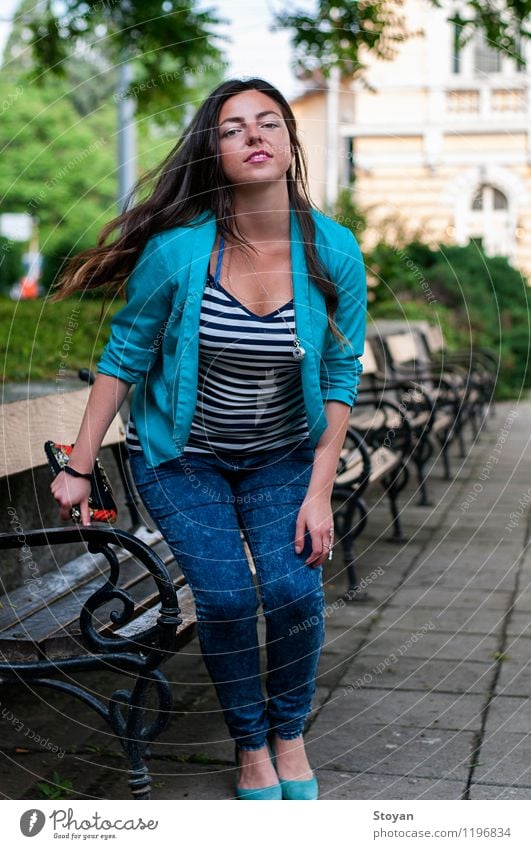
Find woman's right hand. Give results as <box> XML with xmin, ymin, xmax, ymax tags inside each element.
<box><xmin>50</xmin><ymin>471</ymin><xmax>92</xmax><ymax>526</ymax></box>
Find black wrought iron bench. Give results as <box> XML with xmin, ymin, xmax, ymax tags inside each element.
<box><xmin>351</xmin><ymin>338</ymin><xmax>457</xmax><ymax>506</ymax></box>
<box><xmin>332</xmin><ymin>409</ymin><xmax>410</xmax><ymax>601</ymax></box>
<box><xmin>0</xmin><ymin>382</ymin><xmax>197</xmax><ymax>800</ymax></box>
<box><xmin>417</xmin><ymin>323</ymin><xmax>497</xmax><ymax>430</ymax></box>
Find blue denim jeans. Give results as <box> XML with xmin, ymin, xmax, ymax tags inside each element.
<box><xmin>127</xmin><ymin>437</ymin><xmax>325</xmax><ymax>750</ymax></box>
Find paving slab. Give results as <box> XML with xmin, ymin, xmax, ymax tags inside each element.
<box><xmin>412</xmin><ymin>541</ymin><xmax>524</xmax><ymax>561</ymax></box>
<box><xmin>400</xmin><ymin>565</ymin><xmax>508</xmax><ymax>589</ymax></box>
<box><xmin>355</xmin><ymin>562</ymin><xmax>415</xmax><ymax>590</ymax></box>
<box><xmin>21</xmin><ymin>754</ymin><xmax>233</xmax><ymax>801</ymax></box>
<box><xmin>0</xmin><ymin>750</ymin><xmax>64</xmax><ymax>800</ymax></box>
<box><xmin>433</xmin><ymin>529</ymin><xmax>518</xmax><ymax>547</ymax></box>
<box><xmin>389</xmin><ymin>587</ymin><xmax>512</xmax><ymax>611</ymax></box>
<box><xmin>317</xmin><ymin>769</ymin><xmax>464</xmax><ymax>800</ymax></box>
<box><xmin>322</xmin><ymin>599</ymin><xmax>383</xmax><ymax>631</ymax></box>
<box><xmin>319</xmin><ymin>624</ymin><xmax>368</xmax><ymax>660</ymax></box>
<box><xmin>495</xmin><ymin>660</ymin><xmax>531</xmax><ymax>697</ymax></box>
<box><xmin>103</xmin><ymin>762</ymin><xmax>234</xmax><ymax>801</ymax></box>
<box><xmin>505</xmin><ymin>610</ymin><xmax>531</xmax><ymax>638</ymax></box>
<box><xmin>411</xmin><ymin>548</ymin><xmax>522</xmax><ymax>574</ymax></box>
<box><xmin>338</xmin><ymin>654</ymin><xmax>497</xmax><ymax>695</ymax></box>
<box><xmin>499</xmin><ymin>634</ymin><xmax>531</xmax><ymax>662</ymax></box>
<box><xmin>306</xmin><ymin>721</ymin><xmax>475</xmax><ymax>781</ymax></box>
<box><xmin>472</xmin><ymin>730</ymin><xmax>531</xmax><ymax>787</ymax></box>
<box><xmin>142</xmin><ymin>712</ymin><xmax>233</xmax><ymax>763</ymax></box>
<box><xmin>483</xmin><ymin>696</ymin><xmax>531</xmax><ymax>736</ymax></box>
<box><xmin>511</xmin><ymin>588</ymin><xmax>531</xmax><ymax>612</ymax></box>
<box><xmin>468</xmin><ymin>783</ymin><xmax>531</xmax><ymax>800</ymax></box>
<box><xmin>355</xmin><ymin>548</ymin><xmax>424</xmax><ymax>576</ymax></box>
<box><xmin>315</xmin><ymin>657</ymin><xmax>354</xmax><ymax>690</ymax></box>
<box><xmin>0</xmin><ymin>675</ymin><xmax>120</xmax><ymax>753</ymax></box>
<box><xmin>309</xmin><ymin>687</ymin><xmax>484</xmax><ymax>731</ymax></box>
<box><xmin>412</xmin><ymin>567</ymin><xmax>518</xmax><ymax>593</ymax></box>
<box><xmin>374</xmin><ymin>605</ymin><xmax>505</xmax><ymax>636</ymax></box>
<box><xmin>358</xmin><ymin>629</ymin><xmax>500</xmax><ymax>664</ymax></box>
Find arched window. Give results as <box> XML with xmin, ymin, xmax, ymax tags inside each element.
<box><xmin>466</xmin><ymin>184</ymin><xmax>512</xmax><ymax>259</ymax></box>
<box><xmin>471</xmin><ymin>187</ymin><xmax>484</xmax><ymax>210</ymax></box>
<box><xmin>471</xmin><ymin>184</ymin><xmax>508</xmax><ymax>211</ymax></box>
<box><xmin>493</xmin><ymin>188</ymin><xmax>509</xmax><ymax>210</ymax></box>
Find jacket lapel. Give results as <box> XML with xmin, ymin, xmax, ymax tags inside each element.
<box><xmin>171</xmin><ymin>215</ymin><xmax>217</xmax><ymax>445</ymax></box>
<box><xmin>171</xmin><ymin>207</ymin><xmax>322</xmax><ymax>447</ymax></box>
<box><xmin>289</xmin><ymin>207</ymin><xmax>322</xmax><ymax>431</ymax></box>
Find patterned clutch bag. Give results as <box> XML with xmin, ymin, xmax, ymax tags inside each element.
<box><xmin>44</xmin><ymin>441</ymin><xmax>118</xmax><ymax>524</ymax></box>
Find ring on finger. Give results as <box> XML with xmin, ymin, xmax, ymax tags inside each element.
<box><xmin>328</xmin><ymin>527</ymin><xmax>334</xmax><ymax>556</ymax></box>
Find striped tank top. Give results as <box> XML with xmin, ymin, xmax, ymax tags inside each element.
<box><xmin>125</xmin><ymin>235</ymin><xmax>310</xmax><ymax>455</ymax></box>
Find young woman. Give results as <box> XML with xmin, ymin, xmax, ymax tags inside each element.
<box><xmin>49</xmin><ymin>77</ymin><xmax>366</xmax><ymax>800</ymax></box>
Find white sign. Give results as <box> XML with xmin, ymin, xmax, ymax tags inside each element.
<box><xmin>0</xmin><ymin>213</ymin><xmax>33</xmax><ymax>241</ymax></box>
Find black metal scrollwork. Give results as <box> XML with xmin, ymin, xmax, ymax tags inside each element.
<box><xmin>0</xmin><ymin>526</ymin><xmax>183</xmax><ymax>799</ymax></box>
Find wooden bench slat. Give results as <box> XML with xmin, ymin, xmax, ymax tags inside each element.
<box><xmin>116</xmin><ymin>585</ymin><xmax>196</xmax><ymax>640</ymax></box>
<box><xmin>29</xmin><ymin>582</ymin><xmax>193</xmax><ymax>662</ymax></box>
<box><xmin>0</xmin><ymin>527</ymin><xmax>179</xmax><ymax>635</ymax></box>
<box><xmin>0</xmin><ymin>557</ymin><xmax>184</xmax><ymax>647</ymax></box>
<box><xmin>39</xmin><ymin>574</ymin><xmax>188</xmax><ymax>660</ymax></box>
<box><xmin>335</xmin><ymin>446</ymin><xmax>399</xmax><ymax>487</ymax></box>
<box><xmin>0</xmin><ymin>548</ymin><xmax>107</xmax><ymax>633</ymax></box>
<box><xmin>368</xmin><ymin>448</ymin><xmax>401</xmax><ymax>482</ymax></box>
<box><xmin>350</xmin><ymin>410</ymin><xmax>387</xmax><ymax>430</ymax></box>
<box><xmin>431</xmin><ymin>412</ymin><xmax>453</xmax><ymax>432</ymax></box>
<box><xmin>0</xmin><ymin>524</ymin><xmax>254</xmax><ymax>656</ymax></box>
<box><xmin>408</xmin><ymin>411</ymin><xmax>430</xmax><ymax>429</ymax></box>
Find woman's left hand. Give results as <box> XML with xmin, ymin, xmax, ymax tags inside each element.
<box><xmin>294</xmin><ymin>493</ymin><xmax>334</xmax><ymax>568</ymax></box>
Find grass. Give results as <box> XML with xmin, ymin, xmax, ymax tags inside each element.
<box><xmin>0</xmin><ymin>295</ymin><xmax>121</xmax><ymax>382</ymax></box>
<box><xmin>36</xmin><ymin>770</ymin><xmax>74</xmax><ymax>800</ymax></box>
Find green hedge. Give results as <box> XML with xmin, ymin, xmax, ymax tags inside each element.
<box><xmin>367</xmin><ymin>239</ymin><xmax>528</xmax><ymax>399</ymax></box>
<box><xmin>0</xmin><ymin>295</ymin><xmax>121</xmax><ymax>381</ymax></box>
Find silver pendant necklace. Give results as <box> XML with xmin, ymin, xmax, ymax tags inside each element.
<box><xmin>223</xmin><ymin>236</ymin><xmax>306</xmax><ymax>362</ymax></box>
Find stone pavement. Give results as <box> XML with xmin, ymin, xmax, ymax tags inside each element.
<box><xmin>1</xmin><ymin>399</ymin><xmax>530</xmax><ymax>800</ymax></box>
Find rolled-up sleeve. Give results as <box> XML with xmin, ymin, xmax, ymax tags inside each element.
<box><xmin>320</xmin><ymin>227</ymin><xmax>367</xmax><ymax>408</ymax></box>
<box><xmin>96</xmin><ymin>234</ymin><xmax>174</xmax><ymax>385</ymax></box>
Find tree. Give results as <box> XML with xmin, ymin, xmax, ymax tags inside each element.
<box><xmin>0</xmin><ymin>68</ymin><xmax>117</xmax><ymax>251</ymax></box>
<box><xmin>0</xmin><ymin>63</ymin><xmax>178</xmax><ymax>254</ymax></box>
<box><xmin>9</xmin><ymin>0</ymin><xmax>228</xmax><ymax>123</ymax></box>
<box><xmin>274</xmin><ymin>0</ymin><xmax>530</xmax><ymax>79</ymax></box>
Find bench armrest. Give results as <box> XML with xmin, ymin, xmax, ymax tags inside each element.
<box><xmin>0</xmin><ymin>526</ymin><xmax>182</xmax><ymax>668</ymax></box>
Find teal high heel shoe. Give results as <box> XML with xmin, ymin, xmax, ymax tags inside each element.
<box><xmin>234</xmin><ymin>744</ymin><xmax>282</xmax><ymax>800</ymax></box>
<box><xmin>267</xmin><ymin>733</ymin><xmax>319</xmax><ymax>801</ymax></box>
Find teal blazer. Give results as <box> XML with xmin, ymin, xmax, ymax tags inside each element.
<box><xmin>96</xmin><ymin>206</ymin><xmax>367</xmax><ymax>468</ymax></box>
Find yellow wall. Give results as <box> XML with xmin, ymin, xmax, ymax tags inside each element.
<box><xmin>443</xmin><ymin>134</ymin><xmax>527</xmax><ymax>153</ymax></box>
<box><xmin>291</xmin><ymin>91</ymin><xmax>327</xmax><ymax>209</ymax></box>
<box><xmin>290</xmin><ymin>0</ymin><xmax>531</xmax><ymax>280</ymax></box>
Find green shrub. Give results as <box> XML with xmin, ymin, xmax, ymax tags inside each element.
<box><xmin>364</xmin><ymin>237</ymin><xmax>529</xmax><ymax>399</ymax></box>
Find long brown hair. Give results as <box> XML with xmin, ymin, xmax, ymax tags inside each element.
<box><xmin>50</xmin><ymin>77</ymin><xmax>347</xmax><ymax>345</ymax></box>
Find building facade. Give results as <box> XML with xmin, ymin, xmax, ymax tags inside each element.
<box><xmin>290</xmin><ymin>0</ymin><xmax>531</xmax><ymax>279</ymax></box>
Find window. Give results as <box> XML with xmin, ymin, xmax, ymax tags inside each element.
<box><xmin>469</xmin><ymin>236</ymin><xmax>484</xmax><ymax>251</ymax></box>
<box><xmin>471</xmin><ymin>187</ymin><xmax>483</xmax><ymax>210</ymax></box>
<box><xmin>345</xmin><ymin>137</ymin><xmax>356</xmax><ymax>184</ymax></box>
<box><xmin>514</xmin><ymin>35</ymin><xmax>526</xmax><ymax>72</ymax></box>
<box><xmin>452</xmin><ymin>22</ymin><xmax>462</xmax><ymax>74</ymax></box>
<box><xmin>474</xmin><ymin>31</ymin><xmax>501</xmax><ymax>74</ymax></box>
<box><xmin>493</xmin><ymin>188</ymin><xmax>508</xmax><ymax>210</ymax></box>
<box><xmin>466</xmin><ymin>186</ymin><xmax>512</xmax><ymax>259</ymax></box>
<box><xmin>471</xmin><ymin>184</ymin><xmax>509</xmax><ymax>211</ymax></box>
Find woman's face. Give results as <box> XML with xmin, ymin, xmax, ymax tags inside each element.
<box><xmin>217</xmin><ymin>89</ymin><xmax>293</xmax><ymax>188</ymax></box>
